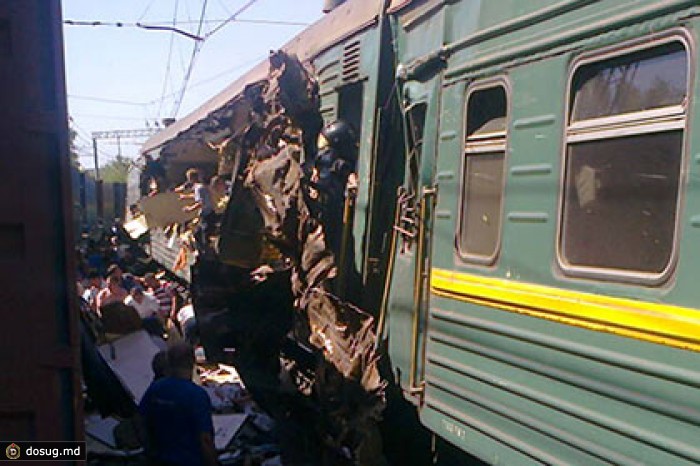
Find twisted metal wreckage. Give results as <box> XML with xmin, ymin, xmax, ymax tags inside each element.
<box><xmin>189</xmin><ymin>50</ymin><xmax>387</xmax><ymax>464</ymax></box>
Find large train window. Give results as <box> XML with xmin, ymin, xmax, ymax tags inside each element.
<box><xmin>560</xmin><ymin>38</ymin><xmax>689</xmax><ymax>280</ymax></box>
<box><xmin>458</xmin><ymin>83</ymin><xmax>508</xmax><ymax>264</ymax></box>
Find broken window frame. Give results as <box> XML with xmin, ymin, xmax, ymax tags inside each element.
<box><xmin>557</xmin><ymin>33</ymin><xmax>692</xmax><ymax>284</ymax></box>
<box><xmin>456</xmin><ymin>79</ymin><xmax>509</xmax><ymax>265</ymax></box>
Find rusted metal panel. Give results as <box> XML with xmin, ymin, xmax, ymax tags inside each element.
<box><xmin>0</xmin><ymin>0</ymin><xmax>82</xmax><ymax>453</ymax></box>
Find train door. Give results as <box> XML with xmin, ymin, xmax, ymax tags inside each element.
<box><xmin>335</xmin><ymin>82</ymin><xmax>364</xmax><ymax>296</ymax></box>
<box><xmin>386</xmin><ymin>77</ymin><xmax>441</xmax><ymax>398</ymax></box>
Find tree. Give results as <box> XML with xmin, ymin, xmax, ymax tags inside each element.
<box><xmin>68</xmin><ymin>121</ymin><xmax>81</xmax><ymax>170</ymax></box>
<box><xmin>101</xmin><ymin>154</ymin><xmax>131</xmax><ymax>183</ymax></box>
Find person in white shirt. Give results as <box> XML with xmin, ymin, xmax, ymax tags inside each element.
<box><xmin>82</xmin><ymin>271</ymin><xmax>103</xmax><ymax>312</ymax></box>
<box><xmin>124</xmin><ymin>286</ymin><xmax>165</xmax><ymax>338</ymax></box>
<box><xmin>175</xmin><ymin>301</ymin><xmax>198</xmax><ymax>345</ymax></box>
<box><xmin>124</xmin><ymin>286</ymin><xmax>159</xmax><ymax>319</ymax></box>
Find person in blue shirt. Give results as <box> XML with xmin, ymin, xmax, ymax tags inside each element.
<box><xmin>139</xmin><ymin>342</ymin><xmax>218</xmax><ymax>466</ymax></box>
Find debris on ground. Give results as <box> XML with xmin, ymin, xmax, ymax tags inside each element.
<box><xmin>83</xmin><ymin>325</ymin><xmax>283</xmax><ymax>464</ymax></box>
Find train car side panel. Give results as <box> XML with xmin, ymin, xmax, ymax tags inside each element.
<box><xmin>385</xmin><ymin>0</ymin><xmax>700</xmax><ymax>464</ymax></box>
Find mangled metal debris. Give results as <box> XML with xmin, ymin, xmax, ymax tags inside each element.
<box><xmin>82</xmin><ymin>327</ymin><xmax>277</xmax><ymax>464</ymax></box>
<box><xmin>190</xmin><ymin>50</ymin><xmax>387</xmax><ymax>464</ymax></box>
<box><xmin>115</xmin><ymin>48</ymin><xmax>387</xmax><ymax>463</ymax></box>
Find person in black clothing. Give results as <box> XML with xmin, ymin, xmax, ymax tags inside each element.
<box><xmin>140</xmin><ymin>154</ymin><xmax>166</xmax><ymax>196</ymax></box>
<box><xmin>305</xmin><ymin>120</ymin><xmax>358</xmax><ymax>259</ymax></box>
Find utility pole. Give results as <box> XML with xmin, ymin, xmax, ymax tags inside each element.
<box><xmin>92</xmin><ymin>137</ymin><xmax>100</xmax><ymax>180</ymax></box>
<box><xmin>91</xmin><ymin>128</ymin><xmax>159</xmax><ymax>221</ymax></box>
<box><xmin>92</xmin><ymin>137</ymin><xmax>103</xmax><ymax>219</ymax></box>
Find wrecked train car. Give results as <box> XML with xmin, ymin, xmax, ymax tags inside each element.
<box><xmin>134</xmin><ymin>0</ymin><xmax>399</xmax><ymax>463</ymax></box>
<box><xmin>135</xmin><ymin>0</ymin><xmax>700</xmax><ymax>465</ymax></box>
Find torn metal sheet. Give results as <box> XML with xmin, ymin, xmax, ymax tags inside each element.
<box><xmin>193</xmin><ymin>51</ymin><xmax>386</xmax><ymax>464</ymax></box>
<box><xmin>139</xmin><ymin>191</ymin><xmax>198</xmax><ymax>229</ymax></box>
<box><xmin>97</xmin><ymin>330</ymin><xmax>161</xmax><ymax>403</ymax></box>
<box><xmin>80</xmin><ymin>313</ymin><xmax>137</xmax><ymax>418</ymax></box>
<box><xmin>84</xmin><ymin>414</ymin><xmax>120</xmax><ymax>448</ymax></box>
<box><xmin>213</xmin><ymin>413</ymin><xmax>248</xmax><ymax>451</ymax></box>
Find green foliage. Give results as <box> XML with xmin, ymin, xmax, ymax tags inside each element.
<box><xmin>101</xmin><ymin>154</ymin><xmax>131</xmax><ymax>183</ymax></box>
<box><xmin>68</xmin><ymin>123</ymin><xmax>81</xmax><ymax>170</ymax></box>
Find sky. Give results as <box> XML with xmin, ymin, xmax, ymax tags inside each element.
<box><xmin>61</xmin><ymin>0</ymin><xmax>324</xmax><ymax>170</ymax></box>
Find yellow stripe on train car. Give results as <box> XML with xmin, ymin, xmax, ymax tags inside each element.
<box><xmin>430</xmin><ymin>268</ymin><xmax>700</xmax><ymax>352</ymax></box>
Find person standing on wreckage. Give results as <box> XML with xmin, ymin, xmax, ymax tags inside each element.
<box><xmin>139</xmin><ymin>342</ymin><xmax>218</xmax><ymax>466</ymax></box>
<box><xmin>305</xmin><ymin>120</ymin><xmax>359</xmax><ymax>260</ymax></box>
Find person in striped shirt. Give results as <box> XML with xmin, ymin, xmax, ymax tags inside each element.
<box><xmin>143</xmin><ymin>272</ymin><xmax>177</xmax><ymax>323</ymax></box>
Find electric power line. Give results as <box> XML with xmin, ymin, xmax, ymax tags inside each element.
<box><xmin>66</xmin><ymin>17</ymin><xmax>310</xmax><ymax>27</ymax></box>
<box><xmin>68</xmin><ymin>94</ymin><xmax>148</xmax><ymax>106</ymax></box>
<box><xmin>136</xmin><ymin>0</ymin><xmax>158</xmax><ymax>22</ymax></box>
<box><xmin>146</xmin><ymin>54</ymin><xmax>265</xmax><ymax>105</ymax></box>
<box><xmin>72</xmin><ymin>113</ymin><xmax>156</xmax><ymax>122</ymax></box>
<box><xmin>157</xmin><ymin>0</ymin><xmax>180</xmax><ymax>119</ymax></box>
<box><xmin>216</xmin><ymin>0</ymin><xmax>232</xmax><ymax>16</ymax></box>
<box><xmin>70</xmin><ymin>120</ymin><xmax>124</xmax><ymax>165</ymax></box>
<box><xmin>165</xmin><ymin>0</ymin><xmax>262</xmax><ymax>117</ymax></box>
<box><xmin>204</xmin><ymin>0</ymin><xmax>259</xmax><ymax>39</ymax></box>
<box><xmin>171</xmin><ymin>0</ymin><xmax>209</xmax><ymax>117</ymax></box>
<box><xmin>63</xmin><ymin>20</ymin><xmax>203</xmax><ymax>41</ymax></box>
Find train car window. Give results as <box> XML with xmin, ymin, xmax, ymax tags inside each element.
<box><xmin>561</xmin><ymin>40</ymin><xmax>689</xmax><ymax>278</ymax></box>
<box><xmin>458</xmin><ymin>85</ymin><xmax>507</xmax><ymax>263</ymax></box>
<box><xmin>338</xmin><ymin>82</ymin><xmax>364</xmax><ymax>140</ymax></box>
<box><xmin>571</xmin><ymin>43</ymin><xmax>687</xmax><ymax>121</ymax></box>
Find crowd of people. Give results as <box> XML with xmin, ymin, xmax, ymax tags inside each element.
<box><xmin>74</xmin><ymin>163</ymin><xmax>232</xmax><ymax>352</ymax></box>
<box><xmin>75</xmin><ymin>225</ymin><xmax>196</xmax><ymax>346</ymax></box>
<box><xmin>76</xmin><ymin>224</ymin><xmax>215</xmax><ymax>465</ymax></box>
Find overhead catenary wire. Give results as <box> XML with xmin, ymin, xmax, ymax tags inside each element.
<box><xmin>63</xmin><ymin>20</ymin><xmax>204</xmax><ymax>41</ymax></box>
<box><xmin>73</xmin><ymin>130</ymin><xmax>112</xmax><ymax>160</ymax></box>
<box><xmin>65</xmin><ymin>17</ymin><xmax>310</xmax><ymax>28</ymax></box>
<box><xmin>136</xmin><ymin>0</ymin><xmax>158</xmax><ymax>22</ymax></box>
<box><xmin>167</xmin><ymin>0</ymin><xmax>262</xmax><ymax>117</ymax></box>
<box><xmin>204</xmin><ymin>0</ymin><xmax>259</xmax><ymax>39</ymax></box>
<box><xmin>170</xmin><ymin>0</ymin><xmax>209</xmax><ymax>118</ymax></box>
<box><xmin>69</xmin><ymin>53</ymin><xmax>264</xmax><ymax>110</ymax></box>
<box><xmin>157</xmin><ymin>0</ymin><xmax>180</xmax><ymax>119</ymax></box>
<box><xmin>216</xmin><ymin>0</ymin><xmax>232</xmax><ymax>16</ymax></box>
<box><xmin>70</xmin><ymin>119</ymin><xmax>134</xmax><ymax>168</ymax></box>
<box><xmin>68</xmin><ymin>0</ymin><xmax>302</xmax><ymax>146</ymax></box>
<box><xmin>68</xmin><ymin>94</ymin><xmax>148</xmax><ymax>106</ymax></box>
<box><xmin>145</xmin><ymin>54</ymin><xmax>266</xmax><ymax>105</ymax></box>
<box><xmin>72</xmin><ymin>113</ymin><xmax>158</xmax><ymax>122</ymax></box>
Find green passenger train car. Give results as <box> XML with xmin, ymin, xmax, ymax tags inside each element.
<box><xmin>384</xmin><ymin>0</ymin><xmax>700</xmax><ymax>464</ymax></box>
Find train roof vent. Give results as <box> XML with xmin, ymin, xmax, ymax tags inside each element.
<box><xmin>342</xmin><ymin>40</ymin><xmax>361</xmax><ymax>83</ymax></box>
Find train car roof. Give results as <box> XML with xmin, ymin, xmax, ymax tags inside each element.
<box><xmin>141</xmin><ymin>0</ymin><xmax>383</xmax><ymax>155</ymax></box>
<box><xmin>388</xmin><ymin>0</ymin><xmax>413</xmax><ymax>13</ymax></box>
